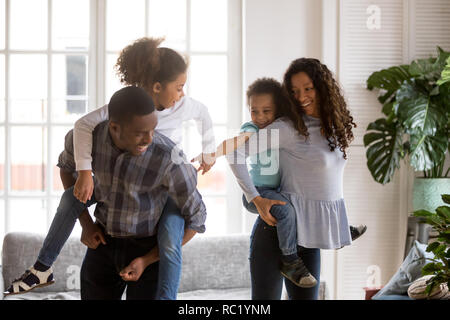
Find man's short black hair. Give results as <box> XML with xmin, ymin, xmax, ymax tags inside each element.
<box><xmin>108</xmin><ymin>86</ymin><xmax>155</xmax><ymax>124</ymax></box>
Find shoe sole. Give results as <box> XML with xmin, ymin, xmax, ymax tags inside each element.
<box><xmin>3</xmin><ymin>280</ymin><xmax>55</xmax><ymax>297</ymax></box>
<box><xmin>280</xmin><ymin>271</ymin><xmax>317</xmax><ymax>288</ymax></box>
<box><xmin>337</xmin><ymin>226</ymin><xmax>368</xmax><ymax>250</ymax></box>
<box><xmin>352</xmin><ymin>225</ymin><xmax>367</xmax><ymax>241</ymax></box>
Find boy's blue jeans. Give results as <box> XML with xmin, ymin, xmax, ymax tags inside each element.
<box><xmin>242</xmin><ymin>187</ymin><xmax>298</xmax><ymax>256</ymax></box>
<box><xmin>37</xmin><ymin>186</ymin><xmax>184</xmax><ymax>300</ymax></box>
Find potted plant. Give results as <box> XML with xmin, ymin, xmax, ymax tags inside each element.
<box><xmin>413</xmin><ymin>194</ymin><xmax>450</xmax><ymax>298</ymax></box>
<box><xmin>364</xmin><ymin>47</ymin><xmax>450</xmax><ymax>213</ymax></box>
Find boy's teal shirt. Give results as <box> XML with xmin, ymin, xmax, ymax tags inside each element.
<box><xmin>239</xmin><ymin>121</ymin><xmax>280</xmax><ymax>188</ymax></box>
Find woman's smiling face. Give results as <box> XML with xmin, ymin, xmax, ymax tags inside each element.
<box><xmin>290</xmin><ymin>72</ymin><xmax>320</xmax><ymax>118</ymax></box>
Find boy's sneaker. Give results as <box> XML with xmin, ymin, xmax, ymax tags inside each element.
<box><xmin>3</xmin><ymin>266</ymin><xmax>55</xmax><ymax>296</ymax></box>
<box><xmin>350</xmin><ymin>224</ymin><xmax>367</xmax><ymax>241</ymax></box>
<box><xmin>280</xmin><ymin>257</ymin><xmax>317</xmax><ymax>288</ymax></box>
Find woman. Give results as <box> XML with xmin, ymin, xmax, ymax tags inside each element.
<box><xmin>227</xmin><ymin>58</ymin><xmax>358</xmax><ymax>299</ymax></box>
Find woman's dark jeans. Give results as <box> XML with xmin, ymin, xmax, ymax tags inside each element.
<box><xmin>249</xmin><ymin>216</ymin><xmax>321</xmax><ymax>300</ymax></box>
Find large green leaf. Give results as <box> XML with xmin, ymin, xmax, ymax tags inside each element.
<box><xmin>363</xmin><ymin>119</ymin><xmax>403</xmax><ymax>184</ymax></box>
<box><xmin>366</xmin><ymin>65</ymin><xmax>411</xmax><ymax>104</ymax></box>
<box><xmin>396</xmin><ymin>82</ymin><xmax>447</xmax><ymax>135</ymax></box>
<box><xmin>437</xmin><ymin>56</ymin><xmax>450</xmax><ymax>86</ymax></box>
<box><xmin>409</xmin><ymin>130</ymin><xmax>448</xmax><ymax>171</ymax></box>
<box><xmin>409</xmin><ymin>57</ymin><xmax>437</xmax><ymax>81</ymax></box>
<box><xmin>410</xmin><ymin>47</ymin><xmax>450</xmax><ymax>82</ymax></box>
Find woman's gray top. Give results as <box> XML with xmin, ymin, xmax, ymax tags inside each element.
<box><xmin>227</xmin><ymin>115</ymin><xmax>352</xmax><ymax>249</ymax></box>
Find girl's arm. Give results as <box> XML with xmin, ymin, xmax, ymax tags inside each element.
<box><xmin>186</xmin><ymin>97</ymin><xmax>216</xmax><ymax>154</ymax></box>
<box><xmin>73</xmin><ymin>104</ymin><xmax>109</xmax><ymax>171</ymax></box>
<box><xmin>73</xmin><ymin>105</ymin><xmax>109</xmax><ymax>203</ymax></box>
<box><xmin>183</xmin><ymin>97</ymin><xmax>217</xmax><ymax>174</ymax></box>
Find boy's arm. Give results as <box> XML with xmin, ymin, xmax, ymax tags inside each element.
<box><xmin>191</xmin><ymin>132</ymin><xmax>254</xmax><ymax>167</ymax></box>
<box><xmin>214</xmin><ymin>132</ymin><xmax>254</xmax><ymax>158</ymax></box>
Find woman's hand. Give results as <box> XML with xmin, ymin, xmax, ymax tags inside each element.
<box><xmin>251</xmin><ymin>196</ymin><xmax>286</xmax><ymax>227</ymax></box>
<box><xmin>191</xmin><ymin>153</ymin><xmax>216</xmax><ymax>175</ymax></box>
<box><xmin>74</xmin><ymin>170</ymin><xmax>94</xmax><ymax>204</ymax></box>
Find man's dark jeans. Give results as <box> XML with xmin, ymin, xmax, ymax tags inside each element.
<box><xmin>80</xmin><ymin>230</ymin><xmax>159</xmax><ymax>300</ymax></box>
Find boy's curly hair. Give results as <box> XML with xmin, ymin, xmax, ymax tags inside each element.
<box><xmin>246</xmin><ymin>78</ymin><xmax>308</xmax><ymax>137</ymax></box>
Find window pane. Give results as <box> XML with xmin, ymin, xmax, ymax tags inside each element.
<box><xmin>52</xmin><ymin>0</ymin><xmax>89</xmax><ymax>50</ymax></box>
<box><xmin>52</xmin><ymin>54</ymin><xmax>88</xmax><ymax>122</ymax></box>
<box><xmin>203</xmin><ymin>197</ymin><xmax>226</xmax><ymax>235</ymax></box>
<box><xmin>9</xmin><ymin>199</ymin><xmax>47</xmax><ymax>233</ymax></box>
<box><xmin>11</xmin><ymin>127</ymin><xmax>47</xmax><ymax>192</ymax></box>
<box><xmin>148</xmin><ymin>0</ymin><xmax>186</xmax><ymax>51</ymax></box>
<box><xmin>0</xmin><ymin>0</ymin><xmax>4</xmax><ymax>49</ymax></box>
<box><xmin>51</xmin><ymin>126</ymin><xmax>72</xmax><ymax>193</ymax></box>
<box><xmin>191</xmin><ymin>0</ymin><xmax>227</xmax><ymax>52</ymax></box>
<box><xmin>189</xmin><ymin>55</ymin><xmax>227</xmax><ymax>123</ymax></box>
<box><xmin>10</xmin><ymin>0</ymin><xmax>47</xmax><ymax>50</ymax></box>
<box><xmin>105</xmin><ymin>53</ymin><xmax>123</xmax><ymax>102</ymax></box>
<box><xmin>0</xmin><ymin>54</ymin><xmax>4</xmax><ymax>122</ymax></box>
<box><xmin>0</xmin><ymin>126</ymin><xmax>4</xmax><ymax>192</ymax></box>
<box><xmin>10</xmin><ymin>55</ymin><xmax>47</xmax><ymax>122</ymax></box>
<box><xmin>106</xmin><ymin>0</ymin><xmax>145</xmax><ymax>51</ymax></box>
<box><xmin>0</xmin><ymin>199</ymin><xmax>4</xmax><ymax>247</ymax></box>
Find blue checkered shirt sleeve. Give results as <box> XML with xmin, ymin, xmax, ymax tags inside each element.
<box><xmin>162</xmin><ymin>151</ymin><xmax>207</xmax><ymax>233</ymax></box>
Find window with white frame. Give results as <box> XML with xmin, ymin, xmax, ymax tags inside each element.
<box><xmin>0</xmin><ymin>0</ymin><xmax>243</xmax><ymax>246</ymax></box>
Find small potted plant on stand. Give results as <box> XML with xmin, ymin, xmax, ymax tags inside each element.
<box><xmin>412</xmin><ymin>194</ymin><xmax>450</xmax><ymax>299</ymax></box>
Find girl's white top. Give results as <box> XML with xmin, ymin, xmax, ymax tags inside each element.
<box><xmin>73</xmin><ymin>96</ymin><xmax>216</xmax><ymax>171</ymax></box>
<box><xmin>227</xmin><ymin>115</ymin><xmax>352</xmax><ymax>249</ymax></box>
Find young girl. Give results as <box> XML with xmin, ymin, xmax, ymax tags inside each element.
<box><xmin>4</xmin><ymin>37</ymin><xmax>215</xmax><ymax>300</ymax></box>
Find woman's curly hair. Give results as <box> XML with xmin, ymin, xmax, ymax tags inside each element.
<box><xmin>115</xmin><ymin>37</ymin><xmax>188</xmax><ymax>89</ymax></box>
<box><xmin>283</xmin><ymin>58</ymin><xmax>356</xmax><ymax>159</ymax></box>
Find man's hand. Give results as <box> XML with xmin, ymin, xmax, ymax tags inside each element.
<box><xmin>81</xmin><ymin>220</ymin><xmax>106</xmax><ymax>249</ymax></box>
<box><xmin>120</xmin><ymin>257</ymin><xmax>147</xmax><ymax>282</ymax></box>
<box><xmin>251</xmin><ymin>196</ymin><xmax>286</xmax><ymax>227</ymax></box>
<box><xmin>191</xmin><ymin>153</ymin><xmax>216</xmax><ymax>175</ymax></box>
<box><xmin>74</xmin><ymin>170</ymin><xmax>94</xmax><ymax>204</ymax></box>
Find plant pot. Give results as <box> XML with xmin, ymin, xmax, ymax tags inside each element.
<box><xmin>412</xmin><ymin>178</ymin><xmax>450</xmax><ymax>212</ymax></box>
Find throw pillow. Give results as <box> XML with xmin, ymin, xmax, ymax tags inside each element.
<box><xmin>407</xmin><ymin>275</ymin><xmax>449</xmax><ymax>300</ymax></box>
<box><xmin>372</xmin><ymin>240</ymin><xmax>434</xmax><ymax>299</ymax></box>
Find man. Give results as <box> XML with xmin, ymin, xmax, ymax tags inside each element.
<box><xmin>57</xmin><ymin>86</ymin><xmax>207</xmax><ymax>299</ymax></box>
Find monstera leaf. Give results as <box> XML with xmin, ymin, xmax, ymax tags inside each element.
<box><xmin>410</xmin><ymin>47</ymin><xmax>450</xmax><ymax>82</ymax></box>
<box><xmin>437</xmin><ymin>56</ymin><xmax>450</xmax><ymax>86</ymax></box>
<box><xmin>366</xmin><ymin>65</ymin><xmax>411</xmax><ymax>106</ymax></box>
<box><xmin>363</xmin><ymin>119</ymin><xmax>404</xmax><ymax>184</ymax></box>
<box><xmin>396</xmin><ymin>81</ymin><xmax>447</xmax><ymax>135</ymax></box>
<box><xmin>409</xmin><ymin>130</ymin><xmax>449</xmax><ymax>171</ymax></box>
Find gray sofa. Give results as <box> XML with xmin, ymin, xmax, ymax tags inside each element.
<box><xmin>1</xmin><ymin>232</ymin><xmax>327</xmax><ymax>300</ymax></box>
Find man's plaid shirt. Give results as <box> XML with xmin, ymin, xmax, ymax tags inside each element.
<box><xmin>57</xmin><ymin>120</ymin><xmax>207</xmax><ymax>237</ymax></box>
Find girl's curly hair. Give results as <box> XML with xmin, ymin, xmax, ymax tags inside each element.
<box><xmin>115</xmin><ymin>37</ymin><xmax>188</xmax><ymax>89</ymax></box>
<box><xmin>283</xmin><ymin>58</ymin><xmax>356</xmax><ymax>159</ymax></box>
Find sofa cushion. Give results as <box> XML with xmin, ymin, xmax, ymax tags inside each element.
<box><xmin>407</xmin><ymin>275</ymin><xmax>449</xmax><ymax>300</ymax></box>
<box><xmin>2</xmin><ymin>232</ymin><xmax>86</xmax><ymax>293</ymax></box>
<box><xmin>178</xmin><ymin>234</ymin><xmax>251</xmax><ymax>293</ymax></box>
<box><xmin>3</xmin><ymin>290</ymin><xmax>80</xmax><ymax>300</ymax></box>
<box><xmin>372</xmin><ymin>240</ymin><xmax>434</xmax><ymax>299</ymax></box>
